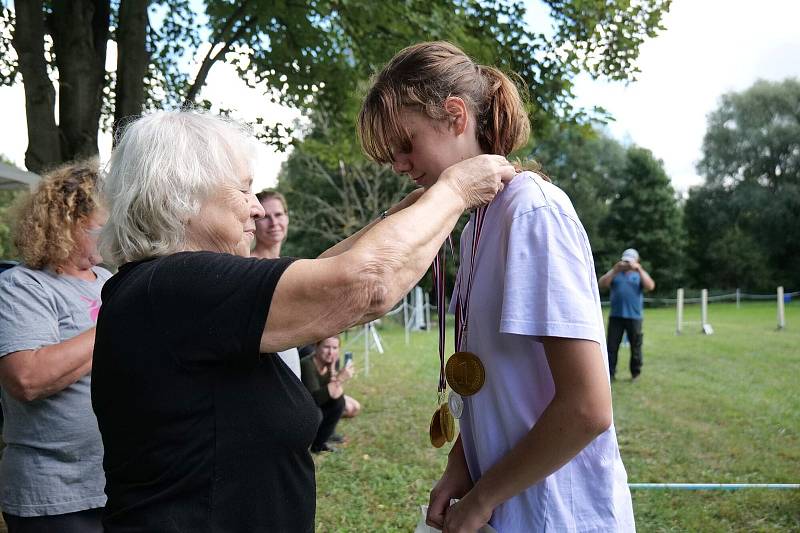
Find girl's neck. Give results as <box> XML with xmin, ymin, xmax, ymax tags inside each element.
<box><xmin>252</xmin><ymin>242</ymin><xmax>282</xmax><ymax>259</ymax></box>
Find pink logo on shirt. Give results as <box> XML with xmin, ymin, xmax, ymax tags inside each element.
<box><xmin>80</xmin><ymin>296</ymin><xmax>102</xmax><ymax>322</ymax></box>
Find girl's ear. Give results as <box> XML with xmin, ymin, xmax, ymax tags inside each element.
<box><xmin>443</xmin><ymin>96</ymin><xmax>469</xmax><ymax>136</ymax></box>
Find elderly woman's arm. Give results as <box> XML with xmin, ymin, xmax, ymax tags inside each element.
<box><xmin>0</xmin><ymin>329</ymin><xmax>95</xmax><ymax>402</ymax></box>
<box><xmin>261</xmin><ymin>155</ymin><xmax>513</xmax><ymax>352</ymax></box>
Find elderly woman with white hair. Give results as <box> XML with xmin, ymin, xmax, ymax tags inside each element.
<box><xmin>90</xmin><ymin>110</ymin><xmax>513</xmax><ymax>532</ymax></box>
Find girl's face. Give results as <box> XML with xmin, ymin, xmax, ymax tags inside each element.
<box><xmin>390</xmin><ymin>108</ymin><xmax>476</xmax><ymax>189</ymax></box>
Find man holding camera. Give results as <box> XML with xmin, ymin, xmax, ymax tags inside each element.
<box><xmin>598</xmin><ymin>248</ymin><xmax>656</xmax><ymax>382</ymax></box>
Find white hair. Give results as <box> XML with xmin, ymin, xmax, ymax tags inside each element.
<box><xmin>100</xmin><ymin>110</ymin><xmax>258</xmax><ymax>265</ymax></box>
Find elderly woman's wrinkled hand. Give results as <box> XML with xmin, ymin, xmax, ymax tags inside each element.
<box><xmin>439</xmin><ymin>155</ymin><xmax>515</xmax><ymax>209</ymax></box>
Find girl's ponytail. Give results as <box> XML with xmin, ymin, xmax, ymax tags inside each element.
<box><xmin>477</xmin><ymin>65</ymin><xmax>530</xmax><ymax>157</ymax></box>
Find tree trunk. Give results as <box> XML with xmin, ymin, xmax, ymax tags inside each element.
<box><xmin>12</xmin><ymin>0</ymin><xmax>61</xmax><ymax>173</ymax></box>
<box><xmin>113</xmin><ymin>0</ymin><xmax>150</xmax><ymax>142</ymax></box>
<box><xmin>51</xmin><ymin>0</ymin><xmax>110</xmax><ymax>162</ymax></box>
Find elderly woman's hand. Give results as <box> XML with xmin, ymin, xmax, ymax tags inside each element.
<box><xmin>438</xmin><ymin>154</ymin><xmax>516</xmax><ymax>209</ymax></box>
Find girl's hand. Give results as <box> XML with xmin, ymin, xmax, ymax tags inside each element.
<box><xmin>426</xmin><ymin>453</ymin><xmax>474</xmax><ymax>529</ymax></box>
<box><xmin>442</xmin><ymin>490</ymin><xmax>493</xmax><ymax>533</ymax></box>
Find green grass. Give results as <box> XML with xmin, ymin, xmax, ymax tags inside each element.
<box><xmin>315</xmin><ymin>301</ymin><xmax>800</xmax><ymax>532</ymax></box>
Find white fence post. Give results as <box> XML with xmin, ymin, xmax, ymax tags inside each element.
<box><xmin>778</xmin><ymin>286</ymin><xmax>785</xmax><ymax>330</ymax></box>
<box><xmin>701</xmin><ymin>289</ymin><xmax>713</xmax><ymax>334</ymax></box>
<box><xmin>736</xmin><ymin>288</ymin><xmax>741</xmax><ymax>309</ymax></box>
<box><xmin>676</xmin><ymin>288</ymin><xmax>684</xmax><ymax>335</ymax></box>
<box><xmin>364</xmin><ymin>323</ymin><xmax>370</xmax><ymax>376</ymax></box>
<box><xmin>424</xmin><ymin>291</ymin><xmax>431</xmax><ymax>333</ymax></box>
<box><xmin>403</xmin><ymin>295</ymin><xmax>410</xmax><ymax>346</ymax></box>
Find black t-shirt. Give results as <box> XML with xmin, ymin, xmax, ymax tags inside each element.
<box><xmin>92</xmin><ymin>251</ymin><xmax>320</xmax><ymax>532</ymax></box>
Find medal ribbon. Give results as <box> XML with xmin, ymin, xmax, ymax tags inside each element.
<box><xmin>432</xmin><ymin>236</ymin><xmax>455</xmax><ymax>394</ymax></box>
<box><xmin>455</xmin><ymin>205</ymin><xmax>489</xmax><ymax>352</ymax></box>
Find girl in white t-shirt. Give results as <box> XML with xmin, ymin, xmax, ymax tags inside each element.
<box><xmin>358</xmin><ymin>41</ymin><xmax>635</xmax><ymax>532</ymax></box>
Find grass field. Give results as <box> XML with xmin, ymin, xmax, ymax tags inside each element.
<box><xmin>315</xmin><ymin>301</ymin><xmax>800</xmax><ymax>532</ymax></box>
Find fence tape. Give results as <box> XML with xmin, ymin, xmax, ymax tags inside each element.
<box><xmin>629</xmin><ymin>483</ymin><xmax>799</xmax><ymax>491</ymax></box>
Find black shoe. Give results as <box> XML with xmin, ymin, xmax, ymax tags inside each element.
<box><xmin>328</xmin><ymin>433</ymin><xmax>345</xmax><ymax>444</ymax></box>
<box><xmin>311</xmin><ymin>442</ymin><xmax>338</xmax><ymax>454</ymax></box>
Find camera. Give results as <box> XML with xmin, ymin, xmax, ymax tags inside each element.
<box><xmin>335</xmin><ymin>351</ymin><xmax>354</xmax><ymax>371</ymax></box>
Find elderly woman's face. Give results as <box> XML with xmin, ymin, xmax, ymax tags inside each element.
<box><xmin>186</xmin><ymin>172</ymin><xmax>265</xmax><ymax>257</ymax></box>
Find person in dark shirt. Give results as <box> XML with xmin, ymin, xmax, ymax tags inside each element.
<box><xmin>91</xmin><ymin>109</ymin><xmax>514</xmax><ymax>532</ymax></box>
<box><xmin>598</xmin><ymin>248</ymin><xmax>656</xmax><ymax>381</ymax></box>
<box><xmin>300</xmin><ymin>336</ymin><xmax>360</xmax><ymax>453</ymax></box>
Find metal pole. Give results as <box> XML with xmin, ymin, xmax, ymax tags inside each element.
<box><xmin>364</xmin><ymin>323</ymin><xmax>370</xmax><ymax>377</ymax></box>
<box><xmin>701</xmin><ymin>289</ymin><xmax>708</xmax><ymax>333</ymax></box>
<box><xmin>778</xmin><ymin>286</ymin><xmax>785</xmax><ymax>330</ymax></box>
<box><xmin>403</xmin><ymin>295</ymin><xmax>409</xmax><ymax>346</ymax></box>
<box><xmin>424</xmin><ymin>291</ymin><xmax>431</xmax><ymax>333</ymax></box>
<box><xmin>676</xmin><ymin>288</ymin><xmax>684</xmax><ymax>335</ymax></box>
<box><xmin>736</xmin><ymin>288</ymin><xmax>740</xmax><ymax>309</ymax></box>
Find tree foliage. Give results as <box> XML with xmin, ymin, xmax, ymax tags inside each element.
<box><xmin>275</xmin><ymin>0</ymin><xmax>670</xmax><ymax>266</ymax></box>
<box><xmin>601</xmin><ymin>146</ymin><xmax>684</xmax><ymax>291</ymax></box>
<box><xmin>0</xmin><ymin>155</ymin><xmax>25</xmax><ymax>260</ymax></box>
<box><xmin>698</xmin><ymin>78</ymin><xmax>800</xmax><ymax>190</ymax></box>
<box><xmin>533</xmin><ymin>123</ymin><xmax>627</xmax><ymax>263</ymax></box>
<box><xmin>2</xmin><ymin>0</ymin><xmax>671</xmax><ymax>174</ymax></box>
<box><xmin>687</xmin><ymin>78</ymin><xmax>800</xmax><ymax>291</ymax></box>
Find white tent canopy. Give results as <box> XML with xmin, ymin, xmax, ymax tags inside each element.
<box><xmin>0</xmin><ymin>161</ymin><xmax>40</xmax><ymax>190</ymax></box>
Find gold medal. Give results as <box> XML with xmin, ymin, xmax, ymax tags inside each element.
<box><xmin>439</xmin><ymin>403</ymin><xmax>455</xmax><ymax>442</ymax></box>
<box><xmin>445</xmin><ymin>351</ymin><xmax>485</xmax><ymax>396</ymax></box>
<box><xmin>429</xmin><ymin>409</ymin><xmax>446</xmax><ymax>448</ymax></box>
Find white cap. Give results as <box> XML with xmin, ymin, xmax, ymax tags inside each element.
<box><xmin>621</xmin><ymin>248</ymin><xmax>639</xmax><ymax>262</ymax></box>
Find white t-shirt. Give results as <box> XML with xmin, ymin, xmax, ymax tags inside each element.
<box><xmin>452</xmin><ymin>172</ymin><xmax>635</xmax><ymax>532</ymax></box>
<box><xmin>277</xmin><ymin>348</ymin><xmax>301</xmax><ymax>379</ymax></box>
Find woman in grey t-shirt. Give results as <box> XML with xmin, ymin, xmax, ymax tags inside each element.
<box><xmin>0</xmin><ymin>160</ymin><xmax>110</xmax><ymax>533</ymax></box>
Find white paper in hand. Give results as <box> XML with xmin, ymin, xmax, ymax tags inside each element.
<box><xmin>415</xmin><ymin>504</ymin><xmax>497</xmax><ymax>533</ymax></box>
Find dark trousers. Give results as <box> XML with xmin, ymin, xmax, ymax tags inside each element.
<box><xmin>3</xmin><ymin>508</ymin><xmax>103</xmax><ymax>533</ymax></box>
<box><xmin>312</xmin><ymin>395</ymin><xmax>345</xmax><ymax>449</ymax></box>
<box><xmin>607</xmin><ymin>316</ymin><xmax>643</xmax><ymax>378</ymax></box>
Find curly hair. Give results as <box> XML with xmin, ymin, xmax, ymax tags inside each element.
<box><xmin>13</xmin><ymin>159</ymin><xmax>100</xmax><ymax>271</ymax></box>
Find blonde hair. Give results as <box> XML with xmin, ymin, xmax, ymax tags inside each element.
<box><xmin>358</xmin><ymin>41</ymin><xmax>531</xmax><ymax>164</ymax></box>
<box><xmin>315</xmin><ymin>335</ymin><xmax>341</xmax><ymax>352</ymax></box>
<box><xmin>13</xmin><ymin>159</ymin><xmax>100</xmax><ymax>271</ymax></box>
